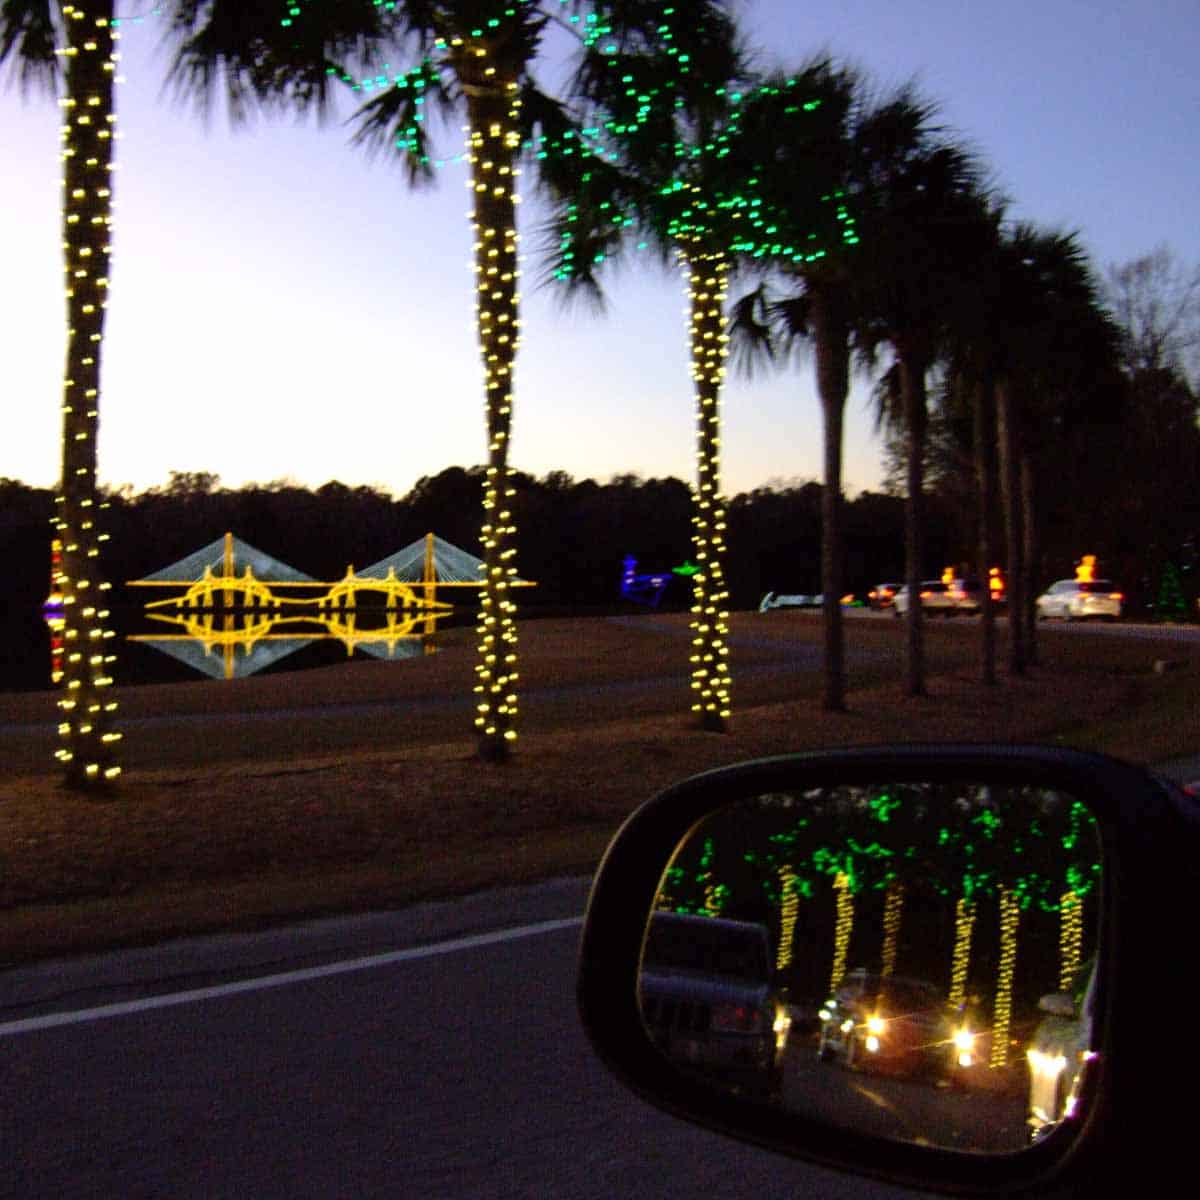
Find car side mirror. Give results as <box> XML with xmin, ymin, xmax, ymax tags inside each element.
<box><xmin>577</xmin><ymin>745</ymin><xmax>1196</xmax><ymax>1196</ymax></box>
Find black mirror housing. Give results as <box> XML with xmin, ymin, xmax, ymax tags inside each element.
<box><xmin>576</xmin><ymin>745</ymin><xmax>1196</xmax><ymax>1196</ymax></box>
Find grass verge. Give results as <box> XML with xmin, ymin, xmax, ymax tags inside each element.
<box><xmin>2</xmin><ymin>617</ymin><xmax>1196</xmax><ymax>965</ymax></box>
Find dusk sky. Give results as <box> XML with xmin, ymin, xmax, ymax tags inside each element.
<box><xmin>5</xmin><ymin>1</ymin><xmax>1198</xmax><ymax>499</ymax></box>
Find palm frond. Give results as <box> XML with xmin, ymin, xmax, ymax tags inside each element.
<box><xmin>727</xmin><ymin>284</ymin><xmax>777</xmax><ymax>378</ymax></box>
<box><xmin>165</xmin><ymin>0</ymin><xmax>391</xmax><ymax>123</ymax></box>
<box><xmin>346</xmin><ymin>59</ymin><xmax>451</xmax><ymax>187</ymax></box>
<box><xmin>0</xmin><ymin>0</ymin><xmax>59</xmax><ymax>94</ymax></box>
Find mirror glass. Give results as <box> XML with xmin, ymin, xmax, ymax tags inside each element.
<box><xmin>639</xmin><ymin>778</ymin><xmax>1102</xmax><ymax>1154</ymax></box>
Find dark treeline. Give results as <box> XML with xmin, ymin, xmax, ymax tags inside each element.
<box><xmin>2</xmin><ymin>468</ymin><xmax>957</xmax><ymax>692</ymax></box>
<box><xmin>4</xmin><ymin>452</ymin><xmax>1195</xmax><ymax>694</ymax></box>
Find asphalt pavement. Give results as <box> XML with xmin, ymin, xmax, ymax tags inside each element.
<box><xmin>0</xmin><ymin>878</ymin><xmax>938</xmax><ymax>1200</ymax></box>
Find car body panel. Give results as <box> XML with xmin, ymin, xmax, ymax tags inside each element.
<box><xmin>893</xmin><ymin>580</ymin><xmax>981</xmax><ymax>617</ymax></box>
<box><xmin>639</xmin><ymin>912</ymin><xmax>789</xmax><ymax>1097</ymax></box>
<box><xmin>817</xmin><ymin>970</ymin><xmax>975</xmax><ymax>1080</ymax></box>
<box><xmin>1035</xmin><ymin>580</ymin><xmax>1123</xmax><ymax>621</ymax></box>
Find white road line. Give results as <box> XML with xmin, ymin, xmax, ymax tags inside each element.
<box><xmin>0</xmin><ymin>916</ymin><xmax>584</xmax><ymax>1039</ymax></box>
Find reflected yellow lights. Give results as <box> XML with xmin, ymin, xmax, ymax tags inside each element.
<box><xmin>949</xmin><ymin>897</ymin><xmax>976</xmax><ymax>1009</ymax></box>
<box><xmin>991</xmin><ymin>886</ymin><xmax>1020</xmax><ymax>1068</ymax></box>
<box><xmin>881</xmin><ymin>880</ymin><xmax>903</xmax><ymax>977</ymax></box>
<box><xmin>830</xmin><ymin>871</ymin><xmax>854</xmax><ymax>994</ymax></box>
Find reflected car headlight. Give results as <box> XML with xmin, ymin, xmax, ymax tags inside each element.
<box><xmin>866</xmin><ymin>1016</ymin><xmax>886</xmax><ymax>1036</ymax></box>
<box><xmin>953</xmin><ymin>1028</ymin><xmax>976</xmax><ymax>1068</ymax></box>
<box><xmin>1027</xmin><ymin>1048</ymin><xmax>1068</xmax><ymax>1078</ymax></box>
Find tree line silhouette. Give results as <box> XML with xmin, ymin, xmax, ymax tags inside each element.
<box><xmin>3</xmin><ymin>468</ymin><xmax>950</xmax><ymax>692</ymax></box>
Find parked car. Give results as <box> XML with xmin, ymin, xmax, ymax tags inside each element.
<box><xmin>1026</xmin><ymin>959</ymin><xmax>1097</xmax><ymax>1143</ymax></box>
<box><xmin>639</xmin><ymin>911</ymin><xmax>790</xmax><ymax>1100</ymax></box>
<box><xmin>1035</xmin><ymin>579</ymin><xmax>1123</xmax><ymax>621</ymax></box>
<box><xmin>893</xmin><ymin>579</ymin><xmax>982</xmax><ymax>617</ymax></box>
<box><xmin>817</xmin><ymin>969</ymin><xmax>977</xmax><ymax>1082</ymax></box>
<box><xmin>868</xmin><ymin>582</ymin><xmax>905</xmax><ymax>610</ymax></box>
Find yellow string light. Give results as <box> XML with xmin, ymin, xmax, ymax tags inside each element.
<box><xmin>681</xmin><ymin>247</ymin><xmax>731</xmax><ymax>731</ymax></box>
<box><xmin>991</xmin><ymin>887</ymin><xmax>1020</xmax><ymax>1068</ymax></box>
<box><xmin>1059</xmin><ymin>890</ymin><xmax>1083</xmax><ymax>992</ymax></box>
<box><xmin>776</xmin><ymin>866</ymin><xmax>798</xmax><ymax>971</ymax></box>
<box><xmin>880</xmin><ymin>879</ymin><xmax>903</xmax><ymax>977</ymax></box>
<box><xmin>830</xmin><ymin>871</ymin><xmax>854</xmax><ymax>993</ymax></box>
<box><xmin>53</xmin><ymin>4</ymin><xmax>121</xmax><ymax>788</ymax></box>
<box><xmin>949</xmin><ymin>897</ymin><xmax>976</xmax><ymax>1009</ymax></box>
<box><xmin>461</xmin><ymin>45</ymin><xmax>524</xmax><ymax>761</ymax></box>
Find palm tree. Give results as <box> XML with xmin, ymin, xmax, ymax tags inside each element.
<box><xmin>728</xmin><ymin>62</ymin><xmax>869</xmax><ymax>712</ymax></box>
<box><xmin>854</xmin><ymin>93</ymin><xmax>989</xmax><ymax>696</ymax></box>
<box><xmin>984</xmin><ymin>225</ymin><xmax>1122</xmax><ymax>671</ymax></box>
<box><xmin>938</xmin><ymin>199</ymin><xmax>1009</xmax><ymax>686</ymax></box>
<box><xmin>3</xmin><ymin>1</ymin><xmax>124</xmax><ymax>790</ymax></box>
<box><xmin>539</xmin><ymin>52</ymin><xmax>854</xmax><ymax>730</ymax></box>
<box><xmin>168</xmin><ymin>3</ymin><xmax>687</xmax><ymax>761</ymax></box>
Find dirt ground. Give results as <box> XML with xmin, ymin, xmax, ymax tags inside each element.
<box><xmin>1</xmin><ymin>611</ymin><xmax>1195</xmax><ymax>964</ymax></box>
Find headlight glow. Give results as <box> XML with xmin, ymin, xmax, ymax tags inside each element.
<box><xmin>866</xmin><ymin>1016</ymin><xmax>886</xmax><ymax>1036</ymax></box>
<box><xmin>1027</xmin><ymin>1049</ymin><xmax>1068</xmax><ymax>1078</ymax></box>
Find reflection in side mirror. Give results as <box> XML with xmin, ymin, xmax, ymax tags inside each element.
<box><xmin>638</xmin><ymin>778</ymin><xmax>1102</xmax><ymax>1154</ymax></box>
<box><xmin>1037</xmin><ymin>993</ymin><xmax>1077</xmax><ymax>1018</ymax></box>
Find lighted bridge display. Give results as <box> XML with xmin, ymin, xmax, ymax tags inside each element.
<box><xmin>128</xmin><ymin>532</ymin><xmax>533</xmax><ymax>680</ymax></box>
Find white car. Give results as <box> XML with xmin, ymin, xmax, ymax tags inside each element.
<box><xmin>893</xmin><ymin>580</ymin><xmax>982</xmax><ymax>617</ymax></box>
<box><xmin>1027</xmin><ymin>961</ymin><xmax>1097</xmax><ymax>1143</ymax></box>
<box><xmin>1035</xmin><ymin>580</ymin><xmax>1123</xmax><ymax>621</ymax></box>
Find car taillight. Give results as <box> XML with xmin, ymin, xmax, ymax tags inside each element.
<box><xmin>711</xmin><ymin>1002</ymin><xmax>765</xmax><ymax>1033</ymax></box>
<box><xmin>1110</xmin><ymin>592</ymin><xmax>1123</xmax><ymax>601</ymax></box>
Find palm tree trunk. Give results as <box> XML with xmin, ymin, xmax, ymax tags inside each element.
<box><xmin>680</xmin><ymin>248</ymin><xmax>732</xmax><ymax>733</ymax></box>
<box><xmin>830</xmin><ymin>871</ymin><xmax>854</xmax><ymax>994</ymax></box>
<box><xmin>881</xmin><ymin>879</ymin><xmax>904</xmax><ymax>977</ymax></box>
<box><xmin>1019</xmin><ymin>449</ymin><xmax>1039</xmax><ymax>666</ymax></box>
<box><xmin>465</xmin><ymin>77</ymin><xmax>523</xmax><ymax>762</ymax></box>
<box><xmin>949</xmin><ymin>896</ymin><xmax>976</xmax><ymax>1009</ymax></box>
<box><xmin>991</xmin><ymin>885</ymin><xmax>1020</xmax><ymax>1069</ymax></box>
<box><xmin>811</xmin><ymin>286</ymin><xmax>850</xmax><ymax>711</ymax></box>
<box><xmin>55</xmin><ymin>1</ymin><xmax>121</xmax><ymax>791</ymax></box>
<box><xmin>900</xmin><ymin>352</ymin><xmax>929</xmax><ymax>696</ymax></box>
<box><xmin>973</xmin><ymin>375</ymin><xmax>997</xmax><ymax>685</ymax></box>
<box><xmin>996</xmin><ymin>379</ymin><xmax>1026</xmax><ymax>675</ymax></box>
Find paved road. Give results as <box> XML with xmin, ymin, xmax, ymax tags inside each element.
<box><xmin>0</xmin><ymin>879</ymin><xmax>939</xmax><ymax>1200</ymax></box>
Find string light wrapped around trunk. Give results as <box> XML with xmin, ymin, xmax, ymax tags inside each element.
<box><xmin>775</xmin><ymin>867</ymin><xmax>799</xmax><ymax>971</ymax></box>
<box><xmin>464</xmin><ymin>54</ymin><xmax>523</xmax><ymax>761</ymax></box>
<box><xmin>991</xmin><ymin>886</ymin><xmax>1020</xmax><ymax>1068</ymax></box>
<box><xmin>830</xmin><ymin>870</ymin><xmax>854</xmax><ymax>994</ymax></box>
<box><xmin>949</xmin><ymin>896</ymin><xmax>976</xmax><ymax>1009</ymax></box>
<box><xmin>880</xmin><ymin>879</ymin><xmax>903</xmax><ymax>977</ymax></box>
<box><xmin>54</xmin><ymin>3</ymin><xmax>122</xmax><ymax>789</ymax></box>
<box><xmin>682</xmin><ymin>248</ymin><xmax>732</xmax><ymax>731</ymax></box>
